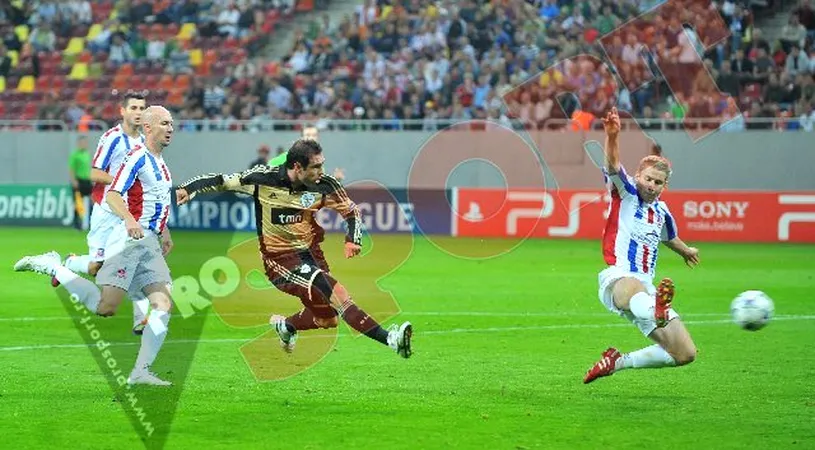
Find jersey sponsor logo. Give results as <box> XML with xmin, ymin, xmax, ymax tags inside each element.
<box><xmin>271</xmin><ymin>208</ymin><xmax>305</xmax><ymax>225</ymax></box>
<box><xmin>299</xmin><ymin>192</ymin><xmax>317</xmax><ymax>208</ymax></box>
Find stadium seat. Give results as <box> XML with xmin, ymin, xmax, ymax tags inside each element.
<box><xmin>0</xmin><ymin>77</ymin><xmax>5</xmax><ymax>93</ymax></box>
<box><xmin>8</xmin><ymin>50</ymin><xmax>18</xmax><ymax>68</ymax></box>
<box><xmin>64</xmin><ymin>37</ymin><xmax>85</xmax><ymax>55</ymax></box>
<box><xmin>158</xmin><ymin>74</ymin><xmax>174</xmax><ymax>91</ymax></box>
<box><xmin>75</xmin><ymin>88</ymin><xmax>92</xmax><ymax>104</ymax></box>
<box><xmin>116</xmin><ymin>64</ymin><xmax>134</xmax><ymax>77</ymax></box>
<box><xmin>178</xmin><ymin>23</ymin><xmax>197</xmax><ymax>40</ymax></box>
<box><xmin>21</xmin><ymin>102</ymin><xmax>37</xmax><ymax>119</ymax></box>
<box><xmin>166</xmin><ymin>89</ymin><xmax>184</xmax><ymax>106</ymax></box>
<box><xmin>36</xmin><ymin>75</ymin><xmax>51</xmax><ymax>91</ymax></box>
<box><xmin>189</xmin><ymin>48</ymin><xmax>202</xmax><ymax>66</ymax></box>
<box><xmin>68</xmin><ymin>62</ymin><xmax>89</xmax><ymax>80</ymax></box>
<box><xmin>174</xmin><ymin>74</ymin><xmax>191</xmax><ymax>89</ymax></box>
<box><xmin>16</xmin><ymin>76</ymin><xmax>35</xmax><ymax>93</ymax></box>
<box><xmin>14</xmin><ymin>24</ymin><xmax>29</xmax><ymax>43</ymax></box>
<box><xmin>86</xmin><ymin>24</ymin><xmax>103</xmax><ymax>41</ymax></box>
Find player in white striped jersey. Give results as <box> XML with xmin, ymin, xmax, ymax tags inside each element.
<box><xmin>52</xmin><ymin>92</ymin><xmax>153</xmax><ymax>335</ymax></box>
<box><xmin>584</xmin><ymin>107</ymin><xmax>701</xmax><ymax>384</ymax></box>
<box><xmin>15</xmin><ymin>106</ymin><xmax>177</xmax><ymax>386</ymax></box>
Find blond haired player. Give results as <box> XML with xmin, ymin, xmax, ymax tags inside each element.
<box><xmin>584</xmin><ymin>107</ymin><xmax>700</xmax><ymax>384</ymax></box>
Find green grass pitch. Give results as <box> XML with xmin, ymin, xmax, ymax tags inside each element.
<box><xmin>0</xmin><ymin>227</ymin><xmax>813</xmax><ymax>449</ymax></box>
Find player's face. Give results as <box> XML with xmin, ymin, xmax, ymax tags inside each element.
<box><xmin>146</xmin><ymin>110</ymin><xmax>174</xmax><ymax>148</ymax></box>
<box><xmin>296</xmin><ymin>153</ymin><xmax>325</xmax><ymax>185</ymax></box>
<box><xmin>121</xmin><ymin>99</ymin><xmax>146</xmax><ymax>128</ymax></box>
<box><xmin>302</xmin><ymin>127</ymin><xmax>319</xmax><ymax>141</ymax></box>
<box><xmin>635</xmin><ymin>165</ymin><xmax>668</xmax><ymax>202</ymax></box>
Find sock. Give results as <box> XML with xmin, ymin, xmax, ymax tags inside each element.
<box><xmin>64</xmin><ymin>254</ymin><xmax>92</xmax><ymax>275</ymax></box>
<box><xmin>615</xmin><ymin>344</ymin><xmax>676</xmax><ymax>371</ymax></box>
<box><xmin>285</xmin><ymin>309</ymin><xmax>321</xmax><ymax>332</ymax></box>
<box><xmin>628</xmin><ymin>292</ymin><xmax>656</xmax><ymax>321</ymax></box>
<box><xmin>54</xmin><ymin>266</ymin><xmax>100</xmax><ymax>313</ymax></box>
<box><xmin>134</xmin><ymin>310</ymin><xmax>170</xmax><ymax>372</ymax></box>
<box><xmin>132</xmin><ymin>295</ymin><xmax>151</xmax><ymax>326</ymax></box>
<box><xmin>339</xmin><ymin>302</ymin><xmax>389</xmax><ymax>345</ymax></box>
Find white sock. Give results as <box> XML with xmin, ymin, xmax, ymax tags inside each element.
<box><xmin>134</xmin><ymin>310</ymin><xmax>170</xmax><ymax>372</ymax></box>
<box><xmin>54</xmin><ymin>266</ymin><xmax>100</xmax><ymax>313</ymax></box>
<box><xmin>615</xmin><ymin>344</ymin><xmax>676</xmax><ymax>371</ymax></box>
<box><xmin>628</xmin><ymin>292</ymin><xmax>656</xmax><ymax>321</ymax></box>
<box><xmin>132</xmin><ymin>296</ymin><xmax>151</xmax><ymax>326</ymax></box>
<box><xmin>64</xmin><ymin>254</ymin><xmax>93</xmax><ymax>275</ymax></box>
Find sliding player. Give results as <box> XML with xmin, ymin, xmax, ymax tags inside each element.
<box><xmin>584</xmin><ymin>107</ymin><xmax>700</xmax><ymax>384</ymax></box>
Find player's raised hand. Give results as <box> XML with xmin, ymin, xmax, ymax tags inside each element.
<box><xmin>176</xmin><ymin>188</ymin><xmax>190</xmax><ymax>205</ymax></box>
<box><xmin>126</xmin><ymin>217</ymin><xmax>144</xmax><ymax>240</ymax></box>
<box><xmin>683</xmin><ymin>247</ymin><xmax>700</xmax><ymax>268</ymax></box>
<box><xmin>344</xmin><ymin>242</ymin><xmax>361</xmax><ymax>259</ymax></box>
<box><xmin>602</xmin><ymin>107</ymin><xmax>620</xmax><ymax>137</ymax></box>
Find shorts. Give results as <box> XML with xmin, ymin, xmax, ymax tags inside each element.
<box><xmin>597</xmin><ymin>266</ymin><xmax>680</xmax><ymax>337</ymax></box>
<box><xmin>96</xmin><ymin>231</ymin><xmax>172</xmax><ymax>294</ymax></box>
<box><xmin>75</xmin><ymin>179</ymin><xmax>92</xmax><ymax>196</ymax></box>
<box><xmin>262</xmin><ymin>246</ymin><xmax>337</xmax><ymax>319</ymax></box>
<box><xmin>87</xmin><ymin>207</ymin><xmax>119</xmax><ymax>262</ymax></box>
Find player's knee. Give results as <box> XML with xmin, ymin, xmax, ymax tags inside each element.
<box><xmin>313</xmin><ymin>316</ymin><xmax>338</xmax><ymax>328</ymax></box>
<box><xmin>88</xmin><ymin>262</ymin><xmax>103</xmax><ymax>277</ymax></box>
<box><xmin>96</xmin><ymin>304</ymin><xmax>116</xmax><ymax>317</ymax></box>
<box><xmin>673</xmin><ymin>346</ymin><xmax>697</xmax><ymax>366</ymax></box>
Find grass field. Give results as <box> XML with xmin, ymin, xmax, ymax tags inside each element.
<box><xmin>0</xmin><ymin>226</ymin><xmax>813</xmax><ymax>450</ymax></box>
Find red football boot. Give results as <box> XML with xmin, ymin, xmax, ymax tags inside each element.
<box><xmin>655</xmin><ymin>278</ymin><xmax>675</xmax><ymax>327</ymax></box>
<box><xmin>583</xmin><ymin>347</ymin><xmax>621</xmax><ymax>384</ymax></box>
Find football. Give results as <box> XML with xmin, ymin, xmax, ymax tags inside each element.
<box><xmin>731</xmin><ymin>290</ymin><xmax>775</xmax><ymax>331</ymax></box>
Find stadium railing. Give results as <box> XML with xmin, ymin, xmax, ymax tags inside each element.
<box><xmin>0</xmin><ymin>118</ymin><xmax>802</xmax><ymax>132</ymax></box>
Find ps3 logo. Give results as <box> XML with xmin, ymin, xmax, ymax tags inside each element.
<box><xmin>505</xmin><ymin>191</ymin><xmax>607</xmax><ymax>237</ymax></box>
<box><xmin>777</xmin><ymin>195</ymin><xmax>815</xmax><ymax>241</ymax></box>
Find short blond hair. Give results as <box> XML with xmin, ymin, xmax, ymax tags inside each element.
<box><xmin>638</xmin><ymin>155</ymin><xmax>672</xmax><ymax>179</ymax></box>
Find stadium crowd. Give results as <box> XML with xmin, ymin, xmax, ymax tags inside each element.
<box><xmin>1</xmin><ymin>0</ymin><xmax>814</xmax><ymax>131</ymax></box>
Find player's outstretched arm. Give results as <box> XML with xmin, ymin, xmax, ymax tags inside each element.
<box><xmin>602</xmin><ymin>107</ymin><xmax>622</xmax><ymax>174</ymax></box>
<box><xmin>320</xmin><ymin>175</ymin><xmax>362</xmax><ymax>258</ymax></box>
<box><xmin>176</xmin><ymin>165</ymin><xmax>272</xmax><ymax>205</ymax></box>
<box><xmin>664</xmin><ymin>237</ymin><xmax>700</xmax><ymax>268</ymax></box>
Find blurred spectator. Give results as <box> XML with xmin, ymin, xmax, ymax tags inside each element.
<box><xmin>28</xmin><ymin>23</ymin><xmax>55</xmax><ymax>53</ymax></box>
<box><xmin>108</xmin><ymin>34</ymin><xmax>135</xmax><ymax>65</ymax></box>
<box><xmin>248</xmin><ymin>145</ymin><xmax>270</xmax><ymax>168</ymax></box>
<box><xmin>0</xmin><ymin>44</ymin><xmax>10</xmax><ymax>78</ymax></box>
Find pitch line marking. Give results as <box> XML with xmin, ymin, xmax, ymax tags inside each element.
<box><xmin>0</xmin><ymin>315</ymin><xmax>812</xmax><ymax>352</ymax></box>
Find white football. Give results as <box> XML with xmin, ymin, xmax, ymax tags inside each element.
<box><xmin>730</xmin><ymin>290</ymin><xmax>774</xmax><ymax>331</ymax></box>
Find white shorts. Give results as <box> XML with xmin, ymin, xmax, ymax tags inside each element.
<box><xmin>87</xmin><ymin>206</ymin><xmax>119</xmax><ymax>262</ymax></box>
<box><xmin>96</xmin><ymin>231</ymin><xmax>172</xmax><ymax>294</ymax></box>
<box><xmin>597</xmin><ymin>266</ymin><xmax>680</xmax><ymax>337</ymax></box>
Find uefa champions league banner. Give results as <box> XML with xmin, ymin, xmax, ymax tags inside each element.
<box><xmin>453</xmin><ymin>188</ymin><xmax>815</xmax><ymax>243</ymax></box>
<box><xmin>167</xmin><ymin>187</ymin><xmax>453</xmax><ymax>235</ymax></box>
<box><xmin>0</xmin><ymin>184</ymin><xmax>79</xmax><ymax>227</ymax></box>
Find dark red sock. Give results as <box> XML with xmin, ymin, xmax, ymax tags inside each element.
<box><xmin>341</xmin><ymin>303</ymin><xmax>389</xmax><ymax>345</ymax></box>
<box><xmin>285</xmin><ymin>309</ymin><xmax>320</xmax><ymax>332</ymax></box>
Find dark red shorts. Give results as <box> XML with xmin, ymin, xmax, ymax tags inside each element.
<box><xmin>262</xmin><ymin>246</ymin><xmax>337</xmax><ymax>319</ymax></box>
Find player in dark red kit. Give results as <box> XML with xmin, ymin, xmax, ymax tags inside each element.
<box><xmin>176</xmin><ymin>138</ymin><xmax>412</xmax><ymax>358</ymax></box>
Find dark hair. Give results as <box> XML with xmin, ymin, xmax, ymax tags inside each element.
<box><xmin>285</xmin><ymin>139</ymin><xmax>323</xmax><ymax>169</ymax></box>
<box><xmin>121</xmin><ymin>90</ymin><xmax>146</xmax><ymax>107</ymax></box>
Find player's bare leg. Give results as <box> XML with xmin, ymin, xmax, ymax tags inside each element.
<box><xmin>56</xmin><ymin>255</ymin><xmax>151</xmax><ymax>334</ymax></box>
<box><xmin>128</xmin><ymin>282</ymin><xmax>173</xmax><ymax>386</ymax></box>
<box><xmin>328</xmin><ymin>280</ymin><xmax>412</xmax><ymax>358</ymax></box>
<box><xmin>648</xmin><ymin>319</ymin><xmax>697</xmax><ymax>365</ymax></box>
<box><xmin>14</xmin><ymin>251</ymin><xmax>126</xmax><ymax>317</ymax></box>
<box><xmin>272</xmin><ymin>272</ymin><xmax>412</xmax><ymax>358</ymax></box>
<box><xmin>584</xmin><ymin>277</ymin><xmax>689</xmax><ymax>384</ymax></box>
<box><xmin>270</xmin><ymin>309</ymin><xmax>338</xmax><ymax>353</ymax></box>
